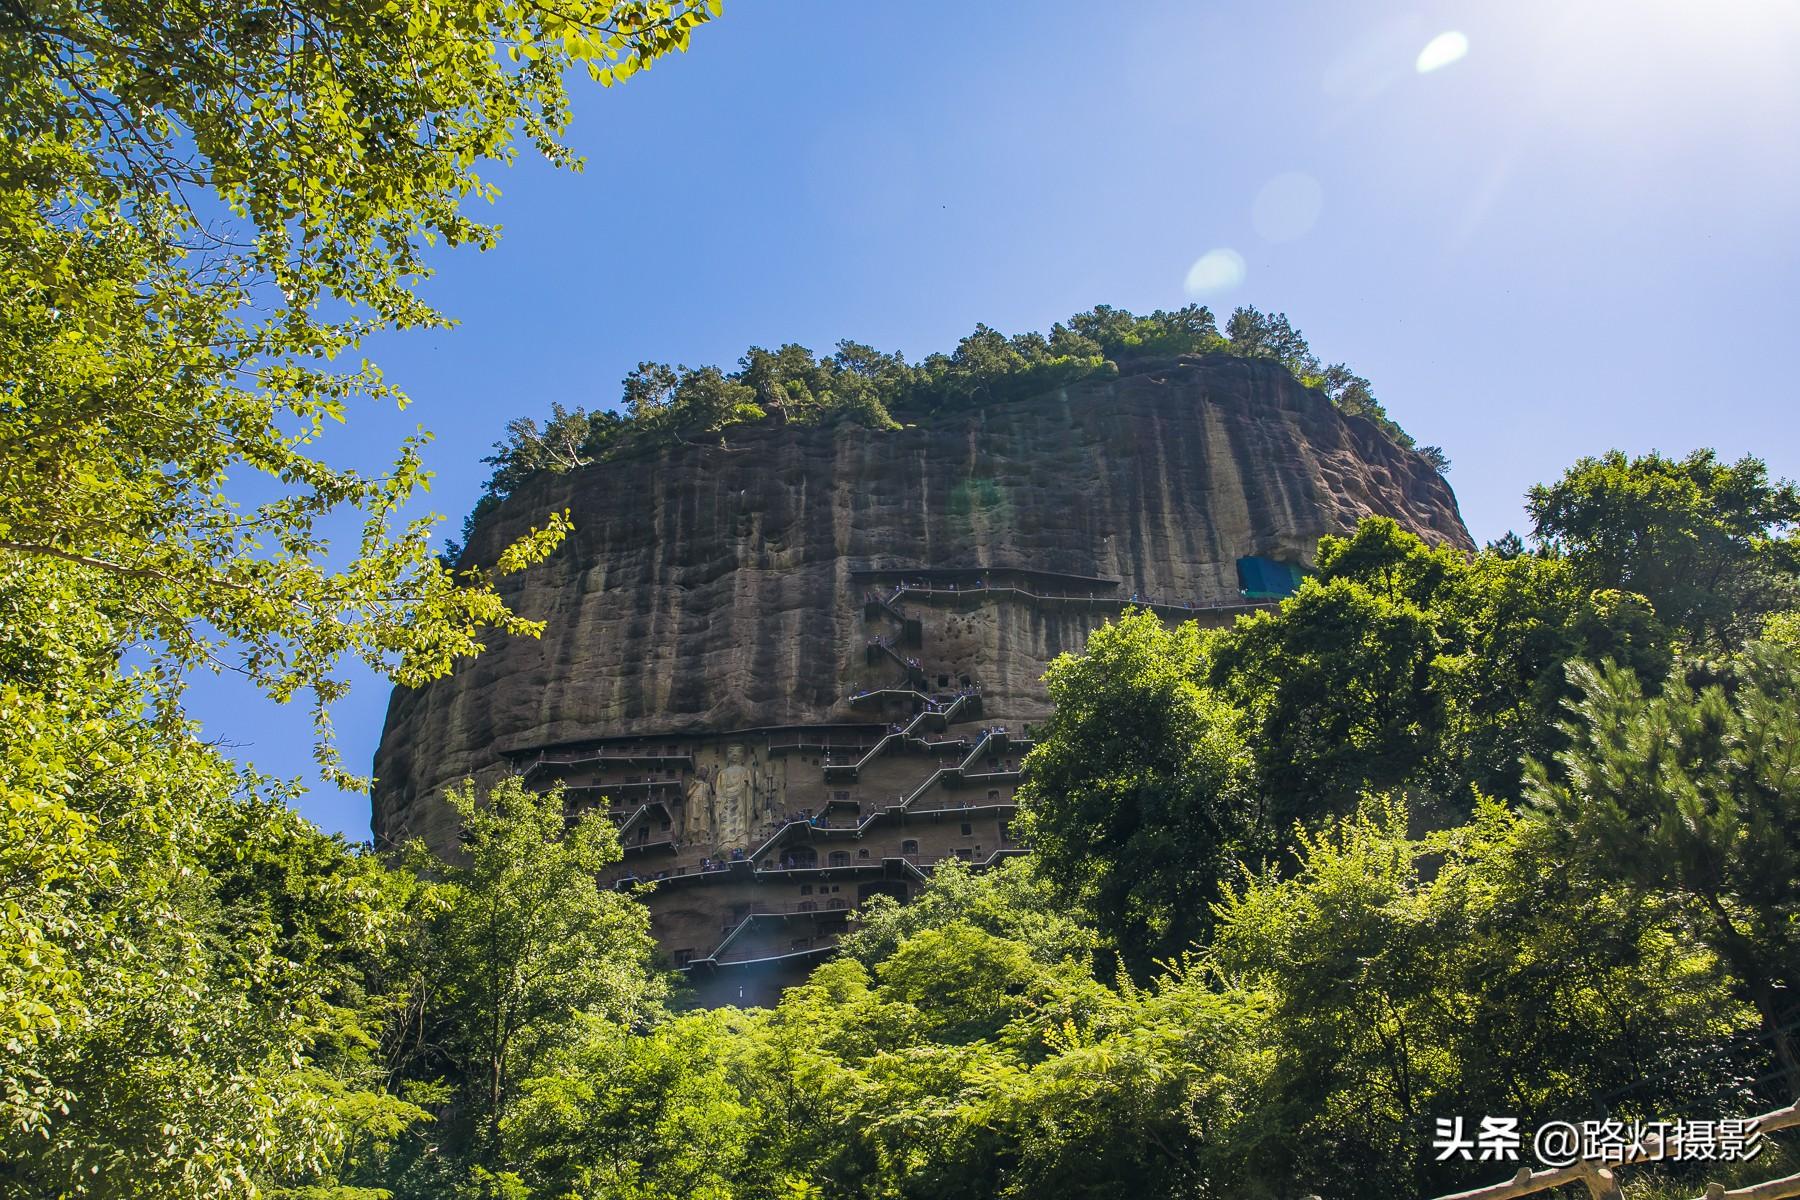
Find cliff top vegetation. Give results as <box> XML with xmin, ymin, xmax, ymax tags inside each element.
<box><xmin>457</xmin><ymin>305</ymin><xmax>1448</xmax><ymax>554</ymax></box>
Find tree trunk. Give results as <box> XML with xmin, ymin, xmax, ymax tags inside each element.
<box><xmin>1703</xmin><ymin>895</ymin><xmax>1800</xmax><ymax>1099</ymax></box>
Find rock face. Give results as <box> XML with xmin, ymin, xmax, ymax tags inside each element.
<box><xmin>372</xmin><ymin>354</ymin><xmax>1469</xmax><ymax>1004</ymax></box>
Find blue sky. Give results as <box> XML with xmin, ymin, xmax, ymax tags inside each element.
<box><xmin>184</xmin><ymin>0</ymin><xmax>1800</xmax><ymax>839</ymax></box>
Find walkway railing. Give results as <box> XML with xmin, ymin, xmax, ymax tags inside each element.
<box><xmin>863</xmin><ymin>589</ymin><xmax>918</xmax><ymax>641</ymax></box>
<box><xmin>824</xmin><ymin>694</ymin><xmax>984</xmax><ymax>778</ymax></box>
<box><xmin>858</xmin><ymin>567</ymin><xmax>1122</xmax><ymax>592</ymax></box>
<box><xmin>708</xmin><ymin>913</ymin><xmax>847</xmax><ymax>966</ymax></box>
<box><xmin>769</xmin><ymin>736</ymin><xmax>881</xmax><ymax>756</ymax></box>
<box><xmin>892</xmin><ymin>847</ymin><xmax>1023</xmax><ymax>870</ymax></box>
<box><xmin>955</xmin><ymin>727</ymin><xmax>1029</xmax><ymax>774</ymax></box>
<box><xmin>846</xmin><ymin>685</ymin><xmax>979</xmax><ymax>715</ymax></box>
<box><xmin>740</xmin><ymin>796</ymin><xmax>1021</xmax><ymax>865</ymax></box>
<box><xmin>520</xmin><ymin>750</ymin><xmax>695</xmax><ymax>776</ymax></box>
<box><xmin>890</xmin><ymin>582</ymin><xmax>1276</xmax><ymax>622</ymax></box>
<box><xmin>616</xmin><ymin>831</ymin><xmax>1027</xmax><ymax>891</ymax></box>
<box><xmin>879</xmin><ymin>727</ymin><xmax>1026</xmax><ymax>812</ymax></box>
<box><xmin>868</xmin><ymin>637</ymin><xmax>926</xmax><ymax>680</ymax></box>
<box><xmin>704</xmin><ymin>849</ymin><xmax>1026</xmax><ymax>964</ymax></box>
<box><xmin>756</xmin><ymin>858</ymin><xmax>879</xmax><ymax>873</ymax></box>
<box><xmin>724</xmin><ymin>900</ymin><xmax>855</xmax><ymax>918</ymax></box>
<box><xmin>699</xmin><ymin>941</ymin><xmax>841</xmax><ymax>970</ymax></box>
<box><xmin>560</xmin><ymin>779</ymin><xmax>683</xmax><ymax>800</ymax></box>
<box><xmin>867</xmin><ymin>589</ymin><xmax>908</xmax><ymax>623</ymax></box>
<box><xmin>612</xmin><ymin>859</ymin><xmax>742</xmax><ymax>887</ymax></box>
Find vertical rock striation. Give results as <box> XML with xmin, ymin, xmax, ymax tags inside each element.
<box><xmin>371</xmin><ymin>354</ymin><xmax>1468</xmax><ymax>1003</ymax></box>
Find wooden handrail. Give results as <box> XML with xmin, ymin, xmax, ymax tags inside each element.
<box><xmin>1698</xmin><ymin>1171</ymin><xmax>1800</xmax><ymax>1200</ymax></box>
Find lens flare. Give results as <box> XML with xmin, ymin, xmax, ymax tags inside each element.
<box><xmin>1183</xmin><ymin>248</ymin><xmax>1247</xmax><ymax>296</ymax></box>
<box><xmin>1416</xmin><ymin>31</ymin><xmax>1469</xmax><ymax>73</ymax></box>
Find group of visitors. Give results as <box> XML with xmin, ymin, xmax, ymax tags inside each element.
<box><xmin>1127</xmin><ymin>591</ymin><xmax>1252</xmax><ymax>612</ymax></box>
<box><xmin>695</xmin><ymin>848</ymin><xmax>748</xmax><ymax>874</ymax></box>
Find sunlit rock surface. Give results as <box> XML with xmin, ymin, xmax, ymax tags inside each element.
<box><xmin>371</xmin><ymin>354</ymin><xmax>1467</xmax><ymax>1002</ymax></box>
<box><xmin>374</xmin><ymin>352</ymin><xmax>1466</xmax><ymax>850</ymax></box>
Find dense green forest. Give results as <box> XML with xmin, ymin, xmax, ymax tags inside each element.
<box><xmin>6</xmin><ymin>437</ymin><xmax>1799</xmax><ymax>1197</ymax></box>
<box><xmin>5</xmin><ymin>0</ymin><xmax>1800</xmax><ymax>1196</ymax></box>
<box><xmin>452</xmin><ymin>303</ymin><xmax>1444</xmax><ymax>558</ymax></box>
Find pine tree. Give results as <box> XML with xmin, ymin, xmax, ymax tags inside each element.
<box><xmin>1527</xmin><ymin>645</ymin><xmax>1800</xmax><ymax>1097</ymax></box>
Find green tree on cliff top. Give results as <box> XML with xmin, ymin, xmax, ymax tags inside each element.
<box><xmin>466</xmin><ymin>302</ymin><xmax>1441</xmax><ymax>534</ymax></box>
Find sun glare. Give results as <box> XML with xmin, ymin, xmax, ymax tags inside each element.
<box><xmin>1184</xmin><ymin>248</ymin><xmax>1247</xmax><ymax>296</ymax></box>
<box><xmin>1415</xmin><ymin>31</ymin><xmax>1469</xmax><ymax>74</ymax></box>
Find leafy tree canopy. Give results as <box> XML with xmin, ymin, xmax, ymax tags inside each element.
<box><xmin>492</xmin><ymin>789</ymin><xmax>1766</xmax><ymax>1200</ymax></box>
<box><xmin>0</xmin><ymin>568</ymin><xmax>423</xmax><ymax>1194</ymax></box>
<box><xmin>1527</xmin><ymin>449</ymin><xmax>1800</xmax><ymax>648</ymax></box>
<box><xmin>1014</xmin><ymin>612</ymin><xmax>1255</xmax><ymax>970</ymax></box>
<box><xmin>459</xmin><ymin>304</ymin><xmax>1435</xmax><ymax>553</ymax></box>
<box><xmin>3</xmin><ymin>0</ymin><xmax>719</xmax><ymax>781</ymax></box>
<box><xmin>386</xmin><ymin>778</ymin><xmax>667</xmax><ymax>1182</ymax></box>
<box><xmin>838</xmin><ymin>855</ymin><xmax>1101</xmax><ymax>972</ymax></box>
<box><xmin>1015</xmin><ymin>509</ymin><xmax>1691</xmax><ymax>976</ymax></box>
<box><xmin>1208</xmin><ymin>515</ymin><xmax>1673</xmax><ymax>820</ymax></box>
<box><xmin>1210</xmin><ymin>794</ymin><xmax>1756</xmax><ymax>1198</ymax></box>
<box><xmin>1</xmin><ymin>0</ymin><xmax>719</xmax><ymax>1191</ymax></box>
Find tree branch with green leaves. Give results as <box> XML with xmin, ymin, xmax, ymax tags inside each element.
<box><xmin>1</xmin><ymin>0</ymin><xmax>721</xmax><ymax>782</ymax></box>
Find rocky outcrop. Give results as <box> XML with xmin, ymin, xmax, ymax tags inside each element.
<box><xmin>372</xmin><ymin>353</ymin><xmax>1468</xmax><ymax>856</ymax></box>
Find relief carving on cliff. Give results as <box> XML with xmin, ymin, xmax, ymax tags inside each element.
<box><xmin>682</xmin><ymin>743</ymin><xmax>777</xmax><ymax>851</ymax></box>
<box><xmin>682</xmin><ymin>771</ymin><xmax>714</xmax><ymax>844</ymax></box>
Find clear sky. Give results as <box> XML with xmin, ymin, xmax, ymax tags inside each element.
<box><xmin>184</xmin><ymin>0</ymin><xmax>1800</xmax><ymax>840</ymax></box>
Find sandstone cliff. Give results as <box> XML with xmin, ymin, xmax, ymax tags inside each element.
<box><xmin>373</xmin><ymin>353</ymin><xmax>1469</xmax><ymax>853</ymax></box>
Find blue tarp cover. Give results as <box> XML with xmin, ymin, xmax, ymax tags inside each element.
<box><xmin>1236</xmin><ymin>556</ymin><xmax>1306</xmax><ymax>599</ymax></box>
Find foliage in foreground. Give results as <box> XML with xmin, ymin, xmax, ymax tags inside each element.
<box><xmin>4</xmin><ymin>446</ymin><xmax>1798</xmax><ymax>1198</ymax></box>
<box><xmin>486</xmin><ymin>794</ymin><xmax>1761</xmax><ymax>1200</ymax></box>
<box><xmin>4</xmin><ymin>0</ymin><xmax>718</xmax><ymax>784</ymax></box>
<box><xmin>440</xmin><ymin>451</ymin><xmax>1793</xmax><ymax>1200</ymax></box>
<box><xmin>0</xmin><ymin>559</ymin><xmax>424</xmax><ymax>1193</ymax></box>
<box><xmin>11</xmin><ymin>0</ymin><xmax>1793</xmax><ymax>1191</ymax></box>
<box><xmin>393</xmin><ymin>780</ymin><xmax>667</xmax><ymax>1159</ymax></box>
<box><xmin>2</xmin><ymin>0</ymin><xmax>717</xmax><ymax>1193</ymax></box>
<box><xmin>1527</xmin><ymin>647</ymin><xmax>1800</xmax><ymax>1094</ymax></box>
